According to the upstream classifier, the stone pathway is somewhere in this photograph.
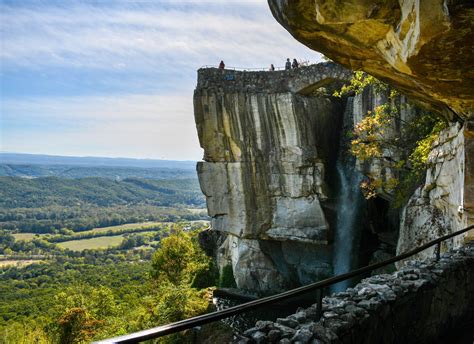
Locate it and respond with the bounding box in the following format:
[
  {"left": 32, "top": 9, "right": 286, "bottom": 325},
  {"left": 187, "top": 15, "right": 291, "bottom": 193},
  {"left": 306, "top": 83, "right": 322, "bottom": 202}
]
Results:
[{"left": 237, "top": 244, "right": 474, "bottom": 344}]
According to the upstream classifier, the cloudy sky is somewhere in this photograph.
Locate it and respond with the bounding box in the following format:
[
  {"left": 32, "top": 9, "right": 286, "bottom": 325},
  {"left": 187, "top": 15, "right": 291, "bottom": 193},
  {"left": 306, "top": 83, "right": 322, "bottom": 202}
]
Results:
[{"left": 1, "top": 0, "right": 322, "bottom": 161}]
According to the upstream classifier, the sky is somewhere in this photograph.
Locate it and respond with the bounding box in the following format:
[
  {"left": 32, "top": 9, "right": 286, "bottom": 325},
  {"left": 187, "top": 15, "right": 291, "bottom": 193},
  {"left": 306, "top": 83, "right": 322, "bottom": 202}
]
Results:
[{"left": 0, "top": 0, "right": 322, "bottom": 161}]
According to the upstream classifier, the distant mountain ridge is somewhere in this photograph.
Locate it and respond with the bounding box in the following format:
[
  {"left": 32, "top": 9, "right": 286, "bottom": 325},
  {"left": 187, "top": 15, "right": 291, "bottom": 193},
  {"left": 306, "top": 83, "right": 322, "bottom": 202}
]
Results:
[
  {"left": 0, "top": 153, "right": 197, "bottom": 169},
  {"left": 0, "top": 153, "right": 198, "bottom": 179}
]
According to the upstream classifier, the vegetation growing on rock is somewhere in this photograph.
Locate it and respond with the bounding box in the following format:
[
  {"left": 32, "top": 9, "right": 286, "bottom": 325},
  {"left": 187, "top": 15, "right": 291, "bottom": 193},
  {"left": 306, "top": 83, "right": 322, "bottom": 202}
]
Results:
[{"left": 335, "top": 71, "right": 447, "bottom": 206}]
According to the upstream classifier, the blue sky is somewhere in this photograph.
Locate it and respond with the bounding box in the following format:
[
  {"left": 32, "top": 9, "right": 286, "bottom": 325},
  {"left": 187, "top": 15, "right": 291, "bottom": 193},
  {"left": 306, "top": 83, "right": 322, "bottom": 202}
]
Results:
[{"left": 0, "top": 0, "right": 322, "bottom": 160}]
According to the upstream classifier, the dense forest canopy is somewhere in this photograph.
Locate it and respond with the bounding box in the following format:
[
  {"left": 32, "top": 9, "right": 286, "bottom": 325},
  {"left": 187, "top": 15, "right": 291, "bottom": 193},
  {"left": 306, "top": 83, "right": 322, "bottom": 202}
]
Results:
[
  {"left": 0, "top": 164, "right": 197, "bottom": 179},
  {"left": 0, "top": 150, "right": 216, "bottom": 343},
  {"left": 0, "top": 176, "right": 206, "bottom": 234},
  {"left": 0, "top": 177, "right": 204, "bottom": 208}
]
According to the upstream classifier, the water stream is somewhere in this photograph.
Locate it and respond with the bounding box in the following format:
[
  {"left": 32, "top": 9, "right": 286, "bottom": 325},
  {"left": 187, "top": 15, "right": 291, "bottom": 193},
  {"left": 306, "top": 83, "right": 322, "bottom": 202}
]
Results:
[{"left": 331, "top": 97, "right": 365, "bottom": 293}]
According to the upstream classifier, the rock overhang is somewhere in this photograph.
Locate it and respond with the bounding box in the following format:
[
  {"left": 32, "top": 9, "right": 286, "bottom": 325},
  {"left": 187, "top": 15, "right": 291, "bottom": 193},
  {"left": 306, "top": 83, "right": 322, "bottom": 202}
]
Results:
[{"left": 267, "top": 0, "right": 474, "bottom": 119}]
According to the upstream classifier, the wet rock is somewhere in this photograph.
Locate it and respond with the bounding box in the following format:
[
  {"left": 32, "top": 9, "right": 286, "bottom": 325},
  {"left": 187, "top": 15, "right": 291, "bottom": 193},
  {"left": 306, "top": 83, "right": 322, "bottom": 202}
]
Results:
[
  {"left": 344, "top": 304, "right": 366, "bottom": 317},
  {"left": 292, "top": 328, "right": 314, "bottom": 343},
  {"left": 358, "top": 298, "right": 381, "bottom": 312},
  {"left": 292, "top": 311, "right": 308, "bottom": 323},
  {"left": 277, "top": 317, "right": 300, "bottom": 329},
  {"left": 255, "top": 320, "right": 274, "bottom": 331},
  {"left": 278, "top": 339, "right": 291, "bottom": 344},
  {"left": 267, "top": 329, "right": 281, "bottom": 342},
  {"left": 322, "top": 311, "right": 339, "bottom": 319},
  {"left": 274, "top": 323, "right": 296, "bottom": 338},
  {"left": 251, "top": 331, "right": 266, "bottom": 344}
]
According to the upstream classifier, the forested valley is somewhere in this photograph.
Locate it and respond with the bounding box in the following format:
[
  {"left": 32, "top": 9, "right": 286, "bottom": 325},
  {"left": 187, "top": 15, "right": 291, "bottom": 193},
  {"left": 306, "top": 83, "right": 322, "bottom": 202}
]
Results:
[{"left": 0, "top": 159, "right": 224, "bottom": 343}]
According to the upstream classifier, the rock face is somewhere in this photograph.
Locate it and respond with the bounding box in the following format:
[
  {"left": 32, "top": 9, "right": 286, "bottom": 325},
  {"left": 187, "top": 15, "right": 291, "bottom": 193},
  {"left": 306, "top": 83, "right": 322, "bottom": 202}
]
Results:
[
  {"left": 239, "top": 244, "right": 474, "bottom": 343},
  {"left": 398, "top": 121, "right": 474, "bottom": 263},
  {"left": 267, "top": 0, "right": 474, "bottom": 276},
  {"left": 195, "top": 64, "right": 350, "bottom": 292},
  {"left": 350, "top": 87, "right": 418, "bottom": 200},
  {"left": 339, "top": 88, "right": 410, "bottom": 272},
  {"left": 268, "top": 0, "right": 474, "bottom": 119},
  {"left": 195, "top": 63, "right": 471, "bottom": 294},
  {"left": 195, "top": 64, "right": 417, "bottom": 293}
]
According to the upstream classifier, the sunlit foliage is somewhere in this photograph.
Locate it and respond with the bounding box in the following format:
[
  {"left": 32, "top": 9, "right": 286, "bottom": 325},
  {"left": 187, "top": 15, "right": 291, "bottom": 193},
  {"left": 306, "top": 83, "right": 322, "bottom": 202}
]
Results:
[{"left": 335, "top": 71, "right": 447, "bottom": 205}]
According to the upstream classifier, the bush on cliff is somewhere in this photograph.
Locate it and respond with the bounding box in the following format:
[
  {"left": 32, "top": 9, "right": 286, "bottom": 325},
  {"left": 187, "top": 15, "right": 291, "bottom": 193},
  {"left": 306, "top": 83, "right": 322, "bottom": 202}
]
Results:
[
  {"left": 219, "top": 264, "right": 237, "bottom": 288},
  {"left": 335, "top": 71, "right": 447, "bottom": 206}
]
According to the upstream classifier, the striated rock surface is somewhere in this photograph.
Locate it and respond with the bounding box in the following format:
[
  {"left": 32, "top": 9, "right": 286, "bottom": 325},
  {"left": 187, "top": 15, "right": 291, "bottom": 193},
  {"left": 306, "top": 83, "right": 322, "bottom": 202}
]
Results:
[
  {"left": 267, "top": 0, "right": 474, "bottom": 273},
  {"left": 195, "top": 64, "right": 350, "bottom": 292},
  {"left": 398, "top": 121, "right": 474, "bottom": 263},
  {"left": 268, "top": 0, "right": 474, "bottom": 119},
  {"left": 194, "top": 64, "right": 419, "bottom": 292}
]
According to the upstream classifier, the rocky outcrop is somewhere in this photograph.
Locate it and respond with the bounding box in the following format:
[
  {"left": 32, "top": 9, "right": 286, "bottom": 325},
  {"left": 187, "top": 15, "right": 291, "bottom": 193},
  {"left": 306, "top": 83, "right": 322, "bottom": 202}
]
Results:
[
  {"left": 195, "top": 64, "right": 421, "bottom": 293},
  {"left": 268, "top": 0, "right": 474, "bottom": 119},
  {"left": 195, "top": 64, "right": 350, "bottom": 293},
  {"left": 398, "top": 121, "right": 474, "bottom": 262},
  {"left": 341, "top": 88, "right": 418, "bottom": 268},
  {"left": 239, "top": 244, "right": 474, "bottom": 343},
  {"left": 267, "top": 0, "right": 474, "bottom": 275}
]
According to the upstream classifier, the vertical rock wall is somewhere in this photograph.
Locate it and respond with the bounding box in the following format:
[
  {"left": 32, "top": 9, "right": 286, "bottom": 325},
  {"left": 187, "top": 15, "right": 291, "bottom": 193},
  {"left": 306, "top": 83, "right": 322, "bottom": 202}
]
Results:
[
  {"left": 398, "top": 122, "right": 474, "bottom": 262},
  {"left": 194, "top": 64, "right": 414, "bottom": 293},
  {"left": 194, "top": 64, "right": 470, "bottom": 294},
  {"left": 195, "top": 91, "right": 332, "bottom": 242},
  {"left": 194, "top": 65, "right": 349, "bottom": 293},
  {"left": 344, "top": 88, "right": 417, "bottom": 269}
]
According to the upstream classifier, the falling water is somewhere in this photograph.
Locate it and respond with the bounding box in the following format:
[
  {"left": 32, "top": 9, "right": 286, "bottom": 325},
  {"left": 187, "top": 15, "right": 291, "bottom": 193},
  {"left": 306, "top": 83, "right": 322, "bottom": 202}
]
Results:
[{"left": 331, "top": 96, "right": 365, "bottom": 293}]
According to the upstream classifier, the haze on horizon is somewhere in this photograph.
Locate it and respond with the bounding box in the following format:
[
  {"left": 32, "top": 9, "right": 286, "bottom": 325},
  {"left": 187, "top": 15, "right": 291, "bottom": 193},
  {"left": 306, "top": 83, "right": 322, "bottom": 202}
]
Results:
[{"left": 0, "top": 0, "right": 322, "bottom": 161}]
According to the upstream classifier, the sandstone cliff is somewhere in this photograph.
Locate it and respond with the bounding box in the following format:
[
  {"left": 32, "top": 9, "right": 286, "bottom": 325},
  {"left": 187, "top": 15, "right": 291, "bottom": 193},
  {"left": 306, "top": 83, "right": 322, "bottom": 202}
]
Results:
[
  {"left": 268, "top": 0, "right": 474, "bottom": 119},
  {"left": 268, "top": 0, "right": 473, "bottom": 269},
  {"left": 195, "top": 64, "right": 350, "bottom": 292},
  {"left": 194, "top": 64, "right": 418, "bottom": 293},
  {"left": 398, "top": 122, "right": 474, "bottom": 262}
]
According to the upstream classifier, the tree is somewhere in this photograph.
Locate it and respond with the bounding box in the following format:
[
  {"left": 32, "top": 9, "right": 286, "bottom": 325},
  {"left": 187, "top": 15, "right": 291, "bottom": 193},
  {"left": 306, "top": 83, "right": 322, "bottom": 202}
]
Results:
[
  {"left": 49, "top": 286, "right": 122, "bottom": 343},
  {"left": 143, "top": 228, "right": 213, "bottom": 342},
  {"left": 150, "top": 229, "right": 210, "bottom": 286},
  {"left": 56, "top": 307, "right": 103, "bottom": 344},
  {"left": 335, "top": 71, "right": 447, "bottom": 204}
]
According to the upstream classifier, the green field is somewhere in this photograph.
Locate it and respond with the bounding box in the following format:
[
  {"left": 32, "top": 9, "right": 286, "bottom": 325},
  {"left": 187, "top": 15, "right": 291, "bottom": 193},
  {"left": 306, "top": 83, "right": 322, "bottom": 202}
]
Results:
[
  {"left": 57, "top": 235, "right": 125, "bottom": 251},
  {"left": 0, "top": 259, "right": 45, "bottom": 268},
  {"left": 186, "top": 208, "right": 207, "bottom": 214},
  {"left": 79, "top": 221, "right": 165, "bottom": 235},
  {"left": 12, "top": 233, "right": 43, "bottom": 241},
  {"left": 12, "top": 221, "right": 164, "bottom": 244}
]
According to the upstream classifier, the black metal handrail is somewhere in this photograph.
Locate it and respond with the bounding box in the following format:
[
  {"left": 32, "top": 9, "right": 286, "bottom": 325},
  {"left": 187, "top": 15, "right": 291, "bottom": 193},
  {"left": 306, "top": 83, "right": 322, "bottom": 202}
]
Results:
[{"left": 96, "top": 224, "right": 474, "bottom": 344}]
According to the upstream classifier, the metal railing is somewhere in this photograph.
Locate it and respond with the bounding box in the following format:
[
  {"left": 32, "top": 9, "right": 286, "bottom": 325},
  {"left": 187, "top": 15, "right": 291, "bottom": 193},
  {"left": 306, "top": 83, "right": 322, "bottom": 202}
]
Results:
[
  {"left": 200, "top": 65, "right": 303, "bottom": 72},
  {"left": 96, "top": 224, "right": 474, "bottom": 344}
]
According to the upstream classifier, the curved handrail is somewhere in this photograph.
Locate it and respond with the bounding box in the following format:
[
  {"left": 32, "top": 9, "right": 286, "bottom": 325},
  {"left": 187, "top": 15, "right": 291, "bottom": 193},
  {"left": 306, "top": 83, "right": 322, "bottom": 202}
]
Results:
[
  {"left": 95, "top": 224, "right": 474, "bottom": 344},
  {"left": 200, "top": 65, "right": 299, "bottom": 71}
]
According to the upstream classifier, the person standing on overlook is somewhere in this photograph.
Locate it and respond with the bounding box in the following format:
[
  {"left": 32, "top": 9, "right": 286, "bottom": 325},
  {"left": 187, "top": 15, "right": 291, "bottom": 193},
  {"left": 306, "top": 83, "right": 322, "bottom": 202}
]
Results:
[
  {"left": 292, "top": 58, "right": 299, "bottom": 68},
  {"left": 285, "top": 58, "right": 291, "bottom": 70},
  {"left": 270, "top": 64, "right": 275, "bottom": 71},
  {"left": 219, "top": 60, "right": 225, "bottom": 69}
]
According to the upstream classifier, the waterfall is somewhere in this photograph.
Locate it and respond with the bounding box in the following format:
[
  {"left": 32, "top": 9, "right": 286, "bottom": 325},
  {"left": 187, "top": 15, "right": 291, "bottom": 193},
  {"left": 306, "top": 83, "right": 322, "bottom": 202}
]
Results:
[{"left": 331, "top": 97, "right": 364, "bottom": 293}]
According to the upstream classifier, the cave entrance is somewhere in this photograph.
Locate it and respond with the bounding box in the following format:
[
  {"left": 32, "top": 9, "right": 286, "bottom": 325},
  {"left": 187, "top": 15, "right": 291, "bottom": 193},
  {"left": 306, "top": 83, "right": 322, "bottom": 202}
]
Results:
[{"left": 360, "top": 196, "right": 400, "bottom": 272}]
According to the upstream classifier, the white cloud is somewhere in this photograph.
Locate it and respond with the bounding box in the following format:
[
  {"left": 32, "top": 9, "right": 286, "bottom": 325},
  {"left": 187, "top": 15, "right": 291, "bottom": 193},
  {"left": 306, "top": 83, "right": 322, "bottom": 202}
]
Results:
[
  {"left": 1, "top": 1, "right": 321, "bottom": 72},
  {"left": 0, "top": 1, "right": 323, "bottom": 160},
  {"left": 1, "top": 93, "right": 202, "bottom": 160},
  {"left": 2, "top": 94, "right": 191, "bottom": 122}
]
